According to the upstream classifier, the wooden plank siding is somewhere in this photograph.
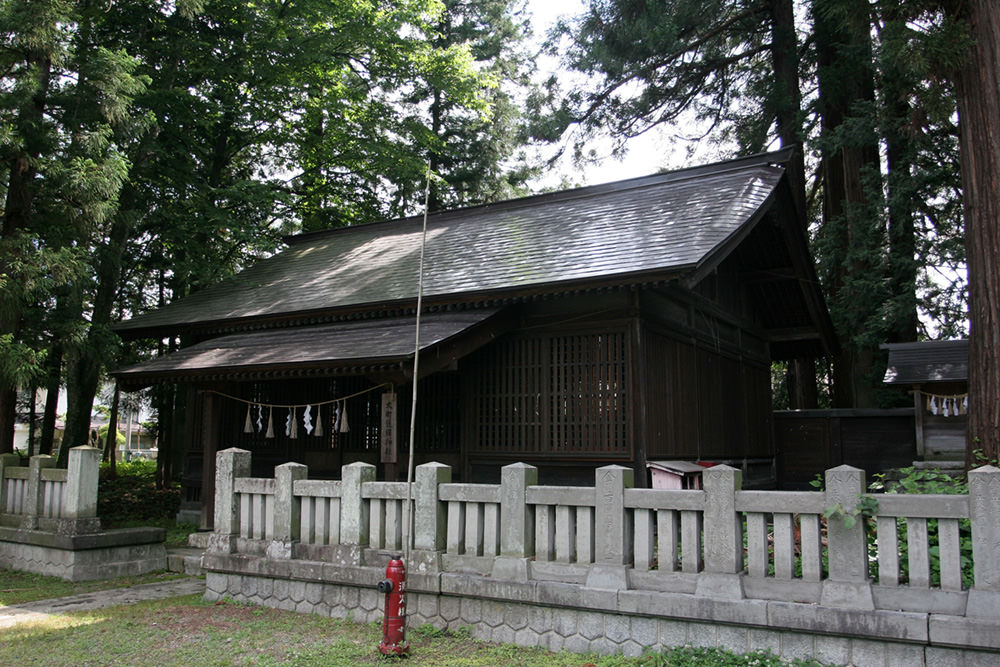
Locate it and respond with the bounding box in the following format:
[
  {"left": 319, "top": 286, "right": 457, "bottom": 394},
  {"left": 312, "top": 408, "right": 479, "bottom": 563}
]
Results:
[
  {"left": 775, "top": 409, "right": 916, "bottom": 488},
  {"left": 641, "top": 327, "right": 772, "bottom": 467}
]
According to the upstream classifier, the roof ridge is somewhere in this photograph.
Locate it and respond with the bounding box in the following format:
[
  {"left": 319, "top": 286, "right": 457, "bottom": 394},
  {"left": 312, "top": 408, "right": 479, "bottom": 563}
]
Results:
[{"left": 287, "top": 148, "right": 794, "bottom": 245}]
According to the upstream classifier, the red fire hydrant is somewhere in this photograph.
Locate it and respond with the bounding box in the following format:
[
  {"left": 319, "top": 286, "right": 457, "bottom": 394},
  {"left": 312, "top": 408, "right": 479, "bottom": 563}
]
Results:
[{"left": 377, "top": 554, "right": 409, "bottom": 656}]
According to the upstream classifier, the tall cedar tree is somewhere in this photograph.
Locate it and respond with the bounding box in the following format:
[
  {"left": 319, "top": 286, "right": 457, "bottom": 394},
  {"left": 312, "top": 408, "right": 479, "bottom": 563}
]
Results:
[
  {"left": 554, "top": 0, "right": 966, "bottom": 409},
  {"left": 415, "top": 0, "right": 540, "bottom": 213},
  {"left": 951, "top": 0, "right": 1000, "bottom": 463},
  {"left": 1, "top": 1, "right": 144, "bottom": 454},
  {"left": 812, "top": 0, "right": 885, "bottom": 408}
]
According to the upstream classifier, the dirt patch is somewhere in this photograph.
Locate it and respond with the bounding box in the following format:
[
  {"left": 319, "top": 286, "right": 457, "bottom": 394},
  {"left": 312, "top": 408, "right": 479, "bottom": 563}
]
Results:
[{"left": 154, "top": 600, "right": 270, "bottom": 635}]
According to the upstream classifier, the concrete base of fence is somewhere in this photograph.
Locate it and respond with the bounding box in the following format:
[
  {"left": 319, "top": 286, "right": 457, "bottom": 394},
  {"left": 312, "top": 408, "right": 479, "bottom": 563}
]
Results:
[
  {"left": 0, "top": 526, "right": 167, "bottom": 581},
  {"left": 201, "top": 552, "right": 1000, "bottom": 667}
]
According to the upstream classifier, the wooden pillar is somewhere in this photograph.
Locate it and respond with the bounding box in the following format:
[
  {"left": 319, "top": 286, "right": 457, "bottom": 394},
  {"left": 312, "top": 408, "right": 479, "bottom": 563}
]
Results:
[
  {"left": 200, "top": 392, "right": 221, "bottom": 530},
  {"left": 631, "top": 301, "right": 649, "bottom": 488},
  {"left": 913, "top": 386, "right": 926, "bottom": 459}
]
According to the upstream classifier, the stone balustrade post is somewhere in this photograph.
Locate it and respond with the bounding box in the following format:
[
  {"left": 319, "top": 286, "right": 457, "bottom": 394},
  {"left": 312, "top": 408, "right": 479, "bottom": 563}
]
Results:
[
  {"left": 22, "top": 455, "right": 56, "bottom": 529},
  {"left": 702, "top": 464, "right": 742, "bottom": 572},
  {"left": 208, "top": 448, "right": 251, "bottom": 553},
  {"left": 492, "top": 462, "right": 536, "bottom": 581},
  {"left": 586, "top": 464, "right": 634, "bottom": 589},
  {"left": 410, "top": 462, "right": 451, "bottom": 573},
  {"left": 267, "top": 462, "right": 308, "bottom": 559},
  {"left": 340, "top": 461, "right": 375, "bottom": 548},
  {"left": 695, "top": 464, "right": 745, "bottom": 599},
  {"left": 61, "top": 446, "right": 101, "bottom": 534},
  {"left": 820, "top": 465, "right": 874, "bottom": 609},
  {"left": 967, "top": 464, "right": 1000, "bottom": 618},
  {"left": 0, "top": 452, "right": 20, "bottom": 513}
]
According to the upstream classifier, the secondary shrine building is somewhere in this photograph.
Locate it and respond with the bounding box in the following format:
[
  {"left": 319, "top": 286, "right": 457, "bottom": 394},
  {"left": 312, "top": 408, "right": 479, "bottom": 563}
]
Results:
[{"left": 113, "top": 149, "right": 836, "bottom": 528}]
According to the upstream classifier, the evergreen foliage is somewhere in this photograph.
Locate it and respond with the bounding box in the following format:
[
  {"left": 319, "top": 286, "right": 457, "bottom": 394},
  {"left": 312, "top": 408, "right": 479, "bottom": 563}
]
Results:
[
  {"left": 550, "top": 0, "right": 972, "bottom": 409},
  {"left": 0, "top": 0, "right": 538, "bottom": 462}
]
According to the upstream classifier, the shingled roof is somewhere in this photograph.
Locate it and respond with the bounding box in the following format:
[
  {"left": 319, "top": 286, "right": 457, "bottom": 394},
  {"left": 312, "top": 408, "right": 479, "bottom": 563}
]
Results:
[
  {"left": 115, "top": 150, "right": 809, "bottom": 339},
  {"left": 882, "top": 339, "right": 969, "bottom": 385},
  {"left": 114, "top": 310, "right": 506, "bottom": 388}
]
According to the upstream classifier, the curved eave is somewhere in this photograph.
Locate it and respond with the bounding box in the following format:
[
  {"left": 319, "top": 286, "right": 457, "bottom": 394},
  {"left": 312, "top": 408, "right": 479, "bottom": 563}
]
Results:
[
  {"left": 113, "top": 268, "right": 691, "bottom": 342},
  {"left": 114, "top": 358, "right": 409, "bottom": 391},
  {"left": 112, "top": 308, "right": 518, "bottom": 391}
]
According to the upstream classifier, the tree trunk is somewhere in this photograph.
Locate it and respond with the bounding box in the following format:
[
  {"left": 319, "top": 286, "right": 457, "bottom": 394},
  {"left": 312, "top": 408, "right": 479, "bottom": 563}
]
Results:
[
  {"left": 105, "top": 384, "right": 120, "bottom": 477},
  {"left": 813, "top": 0, "right": 883, "bottom": 408},
  {"left": 772, "top": 0, "right": 819, "bottom": 408},
  {"left": 59, "top": 282, "right": 90, "bottom": 462},
  {"left": 0, "top": 393, "right": 15, "bottom": 454},
  {"left": 156, "top": 383, "right": 175, "bottom": 488},
  {"left": 38, "top": 343, "right": 63, "bottom": 456},
  {"left": 954, "top": 0, "right": 1000, "bottom": 464},
  {"left": 771, "top": 0, "right": 801, "bottom": 150},
  {"left": 60, "top": 212, "right": 132, "bottom": 464},
  {"left": 26, "top": 385, "right": 37, "bottom": 456},
  {"left": 785, "top": 358, "right": 819, "bottom": 409},
  {"left": 881, "top": 0, "right": 919, "bottom": 345}
]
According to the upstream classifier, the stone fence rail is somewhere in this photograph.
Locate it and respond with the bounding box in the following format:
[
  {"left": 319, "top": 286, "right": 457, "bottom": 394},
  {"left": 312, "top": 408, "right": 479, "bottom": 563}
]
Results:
[
  {"left": 0, "top": 447, "right": 100, "bottom": 534},
  {"left": 0, "top": 446, "right": 166, "bottom": 581},
  {"left": 203, "top": 448, "right": 1000, "bottom": 666}
]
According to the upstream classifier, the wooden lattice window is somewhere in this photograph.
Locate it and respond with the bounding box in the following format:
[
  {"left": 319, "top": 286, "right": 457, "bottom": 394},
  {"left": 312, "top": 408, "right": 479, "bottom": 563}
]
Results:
[
  {"left": 409, "top": 373, "right": 462, "bottom": 452},
  {"left": 469, "top": 330, "right": 630, "bottom": 457}
]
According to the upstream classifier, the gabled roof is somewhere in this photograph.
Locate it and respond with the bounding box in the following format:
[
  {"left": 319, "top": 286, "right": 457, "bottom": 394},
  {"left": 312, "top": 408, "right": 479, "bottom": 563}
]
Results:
[
  {"left": 882, "top": 339, "right": 968, "bottom": 385},
  {"left": 115, "top": 150, "right": 815, "bottom": 341}
]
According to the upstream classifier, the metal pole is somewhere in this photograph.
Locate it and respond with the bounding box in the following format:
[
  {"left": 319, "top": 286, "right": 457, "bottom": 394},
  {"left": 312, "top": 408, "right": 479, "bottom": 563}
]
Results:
[{"left": 403, "top": 165, "right": 431, "bottom": 562}]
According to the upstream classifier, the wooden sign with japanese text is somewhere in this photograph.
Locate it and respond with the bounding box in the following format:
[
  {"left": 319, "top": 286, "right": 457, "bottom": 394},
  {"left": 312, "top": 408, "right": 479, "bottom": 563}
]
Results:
[{"left": 381, "top": 392, "right": 397, "bottom": 463}]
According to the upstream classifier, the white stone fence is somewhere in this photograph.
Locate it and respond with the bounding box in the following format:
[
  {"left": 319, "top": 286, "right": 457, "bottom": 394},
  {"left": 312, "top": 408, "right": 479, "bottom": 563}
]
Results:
[
  {"left": 0, "top": 447, "right": 101, "bottom": 534},
  {"left": 0, "top": 446, "right": 167, "bottom": 580},
  {"left": 209, "top": 448, "right": 1000, "bottom": 619},
  {"left": 205, "top": 449, "right": 1000, "bottom": 663}
]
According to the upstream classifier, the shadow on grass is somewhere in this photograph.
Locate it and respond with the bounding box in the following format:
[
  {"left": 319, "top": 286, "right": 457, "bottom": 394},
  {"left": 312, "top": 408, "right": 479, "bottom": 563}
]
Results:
[{"left": 0, "top": 593, "right": 837, "bottom": 667}]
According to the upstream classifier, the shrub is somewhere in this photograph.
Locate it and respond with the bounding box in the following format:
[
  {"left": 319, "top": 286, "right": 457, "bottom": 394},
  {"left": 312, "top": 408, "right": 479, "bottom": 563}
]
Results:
[
  {"left": 98, "top": 459, "right": 180, "bottom": 523},
  {"left": 97, "top": 425, "right": 126, "bottom": 446},
  {"left": 869, "top": 464, "right": 974, "bottom": 588}
]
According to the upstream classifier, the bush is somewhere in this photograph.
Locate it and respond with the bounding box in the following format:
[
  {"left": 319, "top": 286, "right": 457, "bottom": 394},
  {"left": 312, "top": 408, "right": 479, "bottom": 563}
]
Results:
[
  {"left": 869, "top": 464, "right": 975, "bottom": 588},
  {"left": 97, "top": 424, "right": 126, "bottom": 446},
  {"left": 98, "top": 459, "right": 180, "bottom": 523}
]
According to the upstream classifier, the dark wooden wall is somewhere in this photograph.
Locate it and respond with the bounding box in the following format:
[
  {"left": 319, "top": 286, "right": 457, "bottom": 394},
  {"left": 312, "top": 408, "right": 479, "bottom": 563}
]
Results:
[
  {"left": 637, "top": 269, "right": 776, "bottom": 488},
  {"left": 775, "top": 408, "right": 916, "bottom": 489},
  {"left": 641, "top": 328, "right": 772, "bottom": 464}
]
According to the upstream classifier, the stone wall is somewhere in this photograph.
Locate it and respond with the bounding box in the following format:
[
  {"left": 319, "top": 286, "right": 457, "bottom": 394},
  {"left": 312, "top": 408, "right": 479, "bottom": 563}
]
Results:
[
  {"left": 0, "top": 527, "right": 166, "bottom": 580},
  {"left": 202, "top": 558, "right": 1000, "bottom": 667}
]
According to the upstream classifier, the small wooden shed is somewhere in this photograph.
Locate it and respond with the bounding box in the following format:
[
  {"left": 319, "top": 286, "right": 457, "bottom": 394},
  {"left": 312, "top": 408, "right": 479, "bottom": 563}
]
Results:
[
  {"left": 112, "top": 149, "right": 836, "bottom": 526},
  {"left": 882, "top": 339, "right": 969, "bottom": 462}
]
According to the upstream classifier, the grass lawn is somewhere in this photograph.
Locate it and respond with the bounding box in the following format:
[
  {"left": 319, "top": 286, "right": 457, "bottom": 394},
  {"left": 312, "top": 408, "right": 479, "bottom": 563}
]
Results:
[{"left": 0, "top": 569, "right": 833, "bottom": 666}]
